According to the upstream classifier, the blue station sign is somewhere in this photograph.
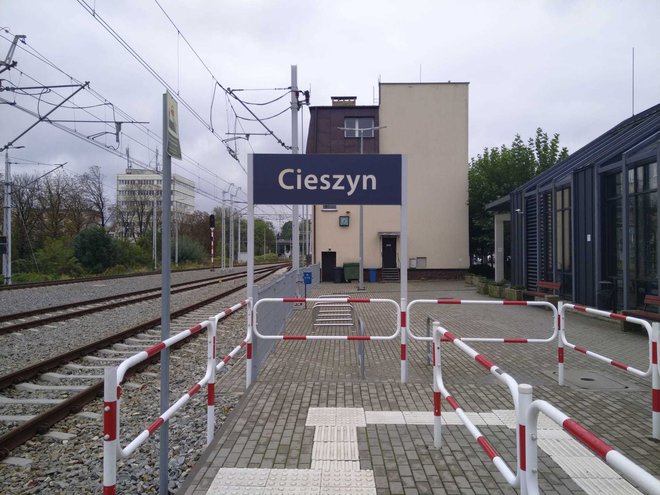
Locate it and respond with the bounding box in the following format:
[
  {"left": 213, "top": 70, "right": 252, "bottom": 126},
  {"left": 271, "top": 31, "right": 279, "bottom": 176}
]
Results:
[{"left": 252, "top": 154, "right": 402, "bottom": 205}]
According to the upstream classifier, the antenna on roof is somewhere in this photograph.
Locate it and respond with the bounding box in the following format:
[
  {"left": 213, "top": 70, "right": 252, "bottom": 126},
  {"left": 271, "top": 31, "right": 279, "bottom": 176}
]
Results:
[{"left": 631, "top": 47, "right": 635, "bottom": 116}]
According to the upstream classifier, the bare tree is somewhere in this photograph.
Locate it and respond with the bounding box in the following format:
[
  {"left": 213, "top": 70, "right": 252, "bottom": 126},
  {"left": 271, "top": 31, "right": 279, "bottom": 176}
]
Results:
[
  {"left": 64, "top": 176, "right": 91, "bottom": 236},
  {"left": 11, "top": 173, "right": 44, "bottom": 262},
  {"left": 38, "top": 172, "right": 68, "bottom": 240},
  {"left": 80, "top": 165, "right": 109, "bottom": 227}
]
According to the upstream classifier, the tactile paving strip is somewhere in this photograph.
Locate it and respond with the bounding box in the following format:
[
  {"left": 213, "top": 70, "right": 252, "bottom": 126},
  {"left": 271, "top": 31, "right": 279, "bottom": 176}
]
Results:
[
  {"left": 402, "top": 411, "right": 434, "bottom": 424},
  {"left": 306, "top": 407, "right": 366, "bottom": 427},
  {"left": 312, "top": 442, "right": 360, "bottom": 461},
  {"left": 364, "top": 411, "right": 405, "bottom": 424},
  {"left": 310, "top": 460, "right": 361, "bottom": 471},
  {"left": 267, "top": 469, "right": 322, "bottom": 486},
  {"left": 553, "top": 456, "right": 624, "bottom": 480},
  {"left": 319, "top": 489, "right": 377, "bottom": 495},
  {"left": 538, "top": 438, "right": 593, "bottom": 458},
  {"left": 208, "top": 468, "right": 270, "bottom": 487},
  {"left": 321, "top": 470, "right": 376, "bottom": 487},
  {"left": 314, "top": 426, "right": 357, "bottom": 443},
  {"left": 573, "top": 477, "right": 641, "bottom": 494}
]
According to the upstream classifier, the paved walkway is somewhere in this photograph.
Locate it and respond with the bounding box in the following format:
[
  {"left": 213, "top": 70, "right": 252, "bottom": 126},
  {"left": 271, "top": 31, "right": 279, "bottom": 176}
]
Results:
[{"left": 179, "top": 280, "right": 660, "bottom": 494}]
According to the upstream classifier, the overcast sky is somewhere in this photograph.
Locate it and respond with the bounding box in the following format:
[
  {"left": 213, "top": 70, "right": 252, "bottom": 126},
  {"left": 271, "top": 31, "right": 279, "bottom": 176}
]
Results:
[{"left": 2, "top": 0, "right": 659, "bottom": 219}]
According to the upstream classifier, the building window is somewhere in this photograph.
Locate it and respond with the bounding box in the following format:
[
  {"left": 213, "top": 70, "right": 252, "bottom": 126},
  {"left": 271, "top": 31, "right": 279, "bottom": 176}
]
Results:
[
  {"left": 322, "top": 205, "right": 337, "bottom": 211},
  {"left": 627, "top": 161, "right": 657, "bottom": 307},
  {"left": 343, "top": 118, "right": 374, "bottom": 138},
  {"left": 555, "top": 187, "right": 571, "bottom": 272}
]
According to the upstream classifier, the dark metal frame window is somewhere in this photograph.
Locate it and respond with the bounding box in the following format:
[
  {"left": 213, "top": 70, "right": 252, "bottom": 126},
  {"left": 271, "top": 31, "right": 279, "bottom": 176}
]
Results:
[
  {"left": 343, "top": 118, "right": 374, "bottom": 138},
  {"left": 555, "top": 188, "right": 571, "bottom": 272},
  {"left": 322, "top": 205, "right": 337, "bottom": 211},
  {"left": 603, "top": 171, "right": 623, "bottom": 308},
  {"left": 627, "top": 161, "right": 658, "bottom": 307},
  {"left": 555, "top": 187, "right": 572, "bottom": 297}
]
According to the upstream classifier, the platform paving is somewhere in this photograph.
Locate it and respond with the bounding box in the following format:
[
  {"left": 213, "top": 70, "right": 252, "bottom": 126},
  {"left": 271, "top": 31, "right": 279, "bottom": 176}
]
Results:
[{"left": 179, "top": 280, "right": 660, "bottom": 494}]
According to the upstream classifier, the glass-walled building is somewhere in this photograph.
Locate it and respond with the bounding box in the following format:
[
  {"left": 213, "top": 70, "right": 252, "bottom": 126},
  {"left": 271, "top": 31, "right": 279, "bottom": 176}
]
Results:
[{"left": 492, "top": 103, "right": 660, "bottom": 310}]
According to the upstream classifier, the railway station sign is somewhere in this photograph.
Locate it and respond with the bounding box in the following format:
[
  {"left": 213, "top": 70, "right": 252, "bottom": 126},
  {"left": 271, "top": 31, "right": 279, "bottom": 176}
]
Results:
[{"left": 252, "top": 154, "right": 402, "bottom": 205}]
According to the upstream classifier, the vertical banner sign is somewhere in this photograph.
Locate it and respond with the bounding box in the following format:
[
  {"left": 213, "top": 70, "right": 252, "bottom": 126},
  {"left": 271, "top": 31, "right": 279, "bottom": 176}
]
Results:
[{"left": 166, "top": 92, "right": 182, "bottom": 159}]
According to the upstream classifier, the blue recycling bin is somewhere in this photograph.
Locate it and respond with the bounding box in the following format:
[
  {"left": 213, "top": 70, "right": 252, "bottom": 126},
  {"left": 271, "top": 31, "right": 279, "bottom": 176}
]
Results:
[{"left": 368, "top": 268, "right": 377, "bottom": 283}]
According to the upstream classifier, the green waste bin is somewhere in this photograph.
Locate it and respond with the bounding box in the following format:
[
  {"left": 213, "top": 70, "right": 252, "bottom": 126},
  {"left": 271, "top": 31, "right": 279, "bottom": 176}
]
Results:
[
  {"left": 368, "top": 268, "right": 377, "bottom": 283},
  {"left": 343, "top": 262, "right": 360, "bottom": 282}
]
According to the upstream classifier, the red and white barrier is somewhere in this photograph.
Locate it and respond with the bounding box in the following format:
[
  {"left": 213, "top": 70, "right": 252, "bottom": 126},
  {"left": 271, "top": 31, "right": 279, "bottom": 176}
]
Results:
[
  {"left": 250, "top": 297, "right": 401, "bottom": 382},
  {"left": 431, "top": 322, "right": 525, "bottom": 491},
  {"left": 559, "top": 302, "right": 660, "bottom": 439},
  {"left": 407, "top": 299, "right": 558, "bottom": 343},
  {"left": 524, "top": 392, "right": 660, "bottom": 495},
  {"left": 103, "top": 299, "right": 250, "bottom": 495}
]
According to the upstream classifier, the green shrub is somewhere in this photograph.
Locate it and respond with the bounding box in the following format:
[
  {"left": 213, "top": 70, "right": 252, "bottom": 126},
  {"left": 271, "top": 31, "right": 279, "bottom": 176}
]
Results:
[
  {"left": 176, "top": 235, "right": 206, "bottom": 263},
  {"left": 255, "top": 253, "right": 279, "bottom": 263},
  {"left": 73, "top": 227, "right": 118, "bottom": 274},
  {"left": 35, "top": 238, "right": 83, "bottom": 277},
  {"left": 11, "top": 272, "right": 50, "bottom": 283},
  {"left": 113, "top": 238, "right": 151, "bottom": 268}
]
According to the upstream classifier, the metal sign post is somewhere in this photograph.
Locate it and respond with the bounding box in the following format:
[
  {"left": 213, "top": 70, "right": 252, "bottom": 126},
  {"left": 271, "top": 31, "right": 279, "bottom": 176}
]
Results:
[
  {"left": 159, "top": 91, "right": 180, "bottom": 495},
  {"left": 248, "top": 153, "right": 407, "bottom": 380}
]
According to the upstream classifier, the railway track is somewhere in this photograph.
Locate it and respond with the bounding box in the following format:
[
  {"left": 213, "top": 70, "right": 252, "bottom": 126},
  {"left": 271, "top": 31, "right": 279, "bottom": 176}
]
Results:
[
  {"left": 0, "top": 265, "right": 282, "bottom": 335},
  {"left": 0, "top": 265, "right": 281, "bottom": 460},
  {"left": 0, "top": 265, "right": 216, "bottom": 291}
]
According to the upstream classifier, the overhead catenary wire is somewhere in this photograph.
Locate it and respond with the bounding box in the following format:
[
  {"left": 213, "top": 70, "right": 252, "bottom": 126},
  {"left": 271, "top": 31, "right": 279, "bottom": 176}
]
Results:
[
  {"left": 0, "top": 57, "right": 242, "bottom": 206},
  {"left": 1, "top": 22, "right": 291, "bottom": 222},
  {"left": 74, "top": 1, "right": 250, "bottom": 173}
]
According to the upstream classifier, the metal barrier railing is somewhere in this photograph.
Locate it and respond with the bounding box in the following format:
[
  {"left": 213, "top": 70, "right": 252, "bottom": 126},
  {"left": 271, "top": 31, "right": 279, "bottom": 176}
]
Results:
[
  {"left": 431, "top": 322, "right": 524, "bottom": 491},
  {"left": 431, "top": 321, "right": 660, "bottom": 495},
  {"left": 247, "top": 297, "right": 400, "bottom": 385},
  {"left": 312, "top": 295, "right": 355, "bottom": 327},
  {"left": 559, "top": 302, "right": 660, "bottom": 439},
  {"left": 103, "top": 300, "right": 250, "bottom": 495},
  {"left": 523, "top": 388, "right": 660, "bottom": 495},
  {"left": 407, "top": 299, "right": 558, "bottom": 343},
  {"left": 357, "top": 318, "right": 366, "bottom": 379}
]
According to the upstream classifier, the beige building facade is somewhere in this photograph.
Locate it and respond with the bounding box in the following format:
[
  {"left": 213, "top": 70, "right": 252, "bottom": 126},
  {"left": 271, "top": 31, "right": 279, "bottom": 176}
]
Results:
[{"left": 308, "top": 83, "right": 469, "bottom": 280}]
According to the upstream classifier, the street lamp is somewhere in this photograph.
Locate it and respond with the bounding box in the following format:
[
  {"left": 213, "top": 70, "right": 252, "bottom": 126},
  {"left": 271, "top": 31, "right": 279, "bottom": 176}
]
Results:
[
  {"left": 3, "top": 145, "right": 25, "bottom": 285},
  {"left": 337, "top": 124, "right": 386, "bottom": 290},
  {"left": 229, "top": 186, "right": 237, "bottom": 269},
  {"left": 235, "top": 186, "right": 242, "bottom": 265}
]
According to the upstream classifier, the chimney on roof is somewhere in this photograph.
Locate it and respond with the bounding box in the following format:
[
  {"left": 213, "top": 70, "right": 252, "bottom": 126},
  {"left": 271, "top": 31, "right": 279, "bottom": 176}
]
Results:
[{"left": 331, "top": 96, "right": 357, "bottom": 107}]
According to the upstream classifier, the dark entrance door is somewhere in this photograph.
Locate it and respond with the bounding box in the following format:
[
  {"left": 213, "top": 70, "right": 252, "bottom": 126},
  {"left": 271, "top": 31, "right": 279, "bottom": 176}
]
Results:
[
  {"left": 321, "top": 251, "right": 336, "bottom": 282},
  {"left": 381, "top": 237, "right": 397, "bottom": 268}
]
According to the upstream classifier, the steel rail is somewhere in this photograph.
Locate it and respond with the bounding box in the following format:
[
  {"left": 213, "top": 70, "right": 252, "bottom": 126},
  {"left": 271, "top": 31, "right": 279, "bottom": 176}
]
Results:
[
  {"left": 0, "top": 266, "right": 278, "bottom": 459},
  {"left": 0, "top": 265, "right": 282, "bottom": 334}
]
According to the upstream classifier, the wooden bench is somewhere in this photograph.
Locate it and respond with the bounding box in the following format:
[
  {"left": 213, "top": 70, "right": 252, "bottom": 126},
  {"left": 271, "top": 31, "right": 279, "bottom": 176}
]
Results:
[
  {"left": 523, "top": 281, "right": 560, "bottom": 306},
  {"left": 621, "top": 294, "right": 660, "bottom": 332}
]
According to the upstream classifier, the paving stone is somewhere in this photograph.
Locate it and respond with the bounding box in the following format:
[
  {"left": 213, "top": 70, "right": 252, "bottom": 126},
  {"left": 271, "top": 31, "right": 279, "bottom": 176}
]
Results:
[{"left": 178, "top": 281, "right": 660, "bottom": 495}]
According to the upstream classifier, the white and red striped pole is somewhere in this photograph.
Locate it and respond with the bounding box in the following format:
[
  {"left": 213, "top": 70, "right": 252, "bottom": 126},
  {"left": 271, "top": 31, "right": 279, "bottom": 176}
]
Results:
[
  {"left": 525, "top": 399, "right": 660, "bottom": 494},
  {"left": 432, "top": 323, "right": 442, "bottom": 448},
  {"left": 206, "top": 316, "right": 217, "bottom": 445},
  {"left": 103, "top": 367, "right": 118, "bottom": 495},
  {"left": 557, "top": 301, "right": 565, "bottom": 386},
  {"left": 401, "top": 304, "right": 408, "bottom": 383},
  {"left": 518, "top": 384, "right": 533, "bottom": 495},
  {"left": 653, "top": 322, "right": 660, "bottom": 438},
  {"left": 246, "top": 298, "right": 253, "bottom": 387}
]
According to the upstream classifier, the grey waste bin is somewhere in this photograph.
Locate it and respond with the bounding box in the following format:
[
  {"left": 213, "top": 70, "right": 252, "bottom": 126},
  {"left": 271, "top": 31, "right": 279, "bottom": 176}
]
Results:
[{"left": 333, "top": 267, "right": 344, "bottom": 283}]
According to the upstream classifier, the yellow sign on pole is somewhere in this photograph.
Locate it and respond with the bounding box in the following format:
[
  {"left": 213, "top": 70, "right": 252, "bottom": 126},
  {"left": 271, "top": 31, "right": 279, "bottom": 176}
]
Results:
[{"left": 166, "top": 92, "right": 182, "bottom": 159}]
